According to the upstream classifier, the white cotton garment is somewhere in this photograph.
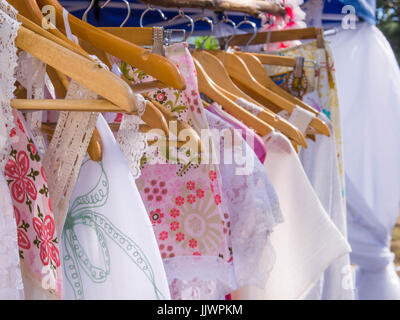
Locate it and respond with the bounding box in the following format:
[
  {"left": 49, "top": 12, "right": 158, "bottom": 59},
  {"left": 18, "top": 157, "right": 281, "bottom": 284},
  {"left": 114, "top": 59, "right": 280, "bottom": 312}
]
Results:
[
  {"left": 299, "top": 114, "right": 354, "bottom": 300},
  {"left": 233, "top": 131, "right": 350, "bottom": 300},
  {"left": 61, "top": 115, "right": 171, "bottom": 300},
  {"left": 330, "top": 23, "right": 400, "bottom": 300}
]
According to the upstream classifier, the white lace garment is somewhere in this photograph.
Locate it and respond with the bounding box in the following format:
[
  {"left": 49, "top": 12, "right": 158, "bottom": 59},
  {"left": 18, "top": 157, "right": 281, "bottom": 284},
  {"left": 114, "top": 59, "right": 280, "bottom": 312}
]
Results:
[
  {"left": 0, "top": 0, "right": 24, "bottom": 299},
  {"left": 205, "top": 109, "right": 283, "bottom": 289}
]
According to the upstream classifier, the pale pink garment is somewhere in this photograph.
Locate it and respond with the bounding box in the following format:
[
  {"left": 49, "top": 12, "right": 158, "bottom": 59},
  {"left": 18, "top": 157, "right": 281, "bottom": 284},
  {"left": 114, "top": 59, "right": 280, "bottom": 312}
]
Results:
[
  {"left": 207, "top": 103, "right": 267, "bottom": 163},
  {"left": 117, "top": 43, "right": 235, "bottom": 299},
  {"left": 4, "top": 110, "right": 62, "bottom": 299}
]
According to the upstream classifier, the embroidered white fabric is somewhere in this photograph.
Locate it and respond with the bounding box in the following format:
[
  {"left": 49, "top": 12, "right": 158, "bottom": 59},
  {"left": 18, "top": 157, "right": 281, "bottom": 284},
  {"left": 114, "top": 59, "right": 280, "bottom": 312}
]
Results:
[
  {"left": 0, "top": 1, "right": 24, "bottom": 299},
  {"left": 116, "top": 94, "right": 148, "bottom": 180},
  {"left": 14, "top": 51, "right": 48, "bottom": 155},
  {"left": 205, "top": 109, "right": 283, "bottom": 289},
  {"left": 42, "top": 80, "right": 99, "bottom": 233},
  {"left": 0, "top": 2, "right": 19, "bottom": 171},
  {"left": 164, "top": 256, "right": 236, "bottom": 300}
]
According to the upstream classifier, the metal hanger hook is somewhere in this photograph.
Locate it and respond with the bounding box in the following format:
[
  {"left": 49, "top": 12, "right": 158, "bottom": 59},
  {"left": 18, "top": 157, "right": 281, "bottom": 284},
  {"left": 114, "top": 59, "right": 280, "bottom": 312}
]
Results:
[
  {"left": 101, "top": 0, "right": 131, "bottom": 27},
  {"left": 235, "top": 16, "right": 257, "bottom": 51},
  {"left": 193, "top": 13, "right": 214, "bottom": 50},
  {"left": 167, "top": 9, "right": 194, "bottom": 40},
  {"left": 222, "top": 14, "right": 237, "bottom": 50},
  {"left": 139, "top": 4, "right": 167, "bottom": 28},
  {"left": 82, "top": 0, "right": 95, "bottom": 22}
]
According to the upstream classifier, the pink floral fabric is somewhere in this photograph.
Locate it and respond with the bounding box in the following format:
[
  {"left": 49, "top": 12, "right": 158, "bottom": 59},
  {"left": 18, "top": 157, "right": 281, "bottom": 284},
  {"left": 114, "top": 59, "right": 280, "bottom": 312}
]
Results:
[
  {"left": 4, "top": 109, "right": 62, "bottom": 299},
  {"left": 118, "top": 43, "right": 234, "bottom": 298}
]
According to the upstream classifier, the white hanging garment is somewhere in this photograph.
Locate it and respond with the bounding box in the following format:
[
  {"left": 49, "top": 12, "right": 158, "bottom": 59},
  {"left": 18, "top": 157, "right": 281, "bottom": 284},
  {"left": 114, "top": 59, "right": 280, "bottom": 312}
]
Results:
[
  {"left": 61, "top": 115, "right": 171, "bottom": 300},
  {"left": 204, "top": 108, "right": 283, "bottom": 290},
  {"left": 300, "top": 114, "right": 354, "bottom": 300},
  {"left": 233, "top": 131, "right": 350, "bottom": 299},
  {"left": 330, "top": 23, "right": 400, "bottom": 300}
]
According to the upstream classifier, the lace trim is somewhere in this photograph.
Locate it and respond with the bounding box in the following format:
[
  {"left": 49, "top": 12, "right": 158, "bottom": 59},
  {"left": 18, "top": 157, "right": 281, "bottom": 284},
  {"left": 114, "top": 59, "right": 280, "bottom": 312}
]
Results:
[
  {"left": 42, "top": 80, "right": 99, "bottom": 233},
  {"left": 205, "top": 111, "right": 283, "bottom": 289},
  {"left": 163, "top": 256, "right": 236, "bottom": 300},
  {"left": 116, "top": 94, "right": 148, "bottom": 180},
  {"left": 0, "top": 4, "right": 20, "bottom": 172},
  {"left": 15, "top": 51, "right": 48, "bottom": 155},
  {"left": 0, "top": 0, "right": 17, "bottom": 19}
]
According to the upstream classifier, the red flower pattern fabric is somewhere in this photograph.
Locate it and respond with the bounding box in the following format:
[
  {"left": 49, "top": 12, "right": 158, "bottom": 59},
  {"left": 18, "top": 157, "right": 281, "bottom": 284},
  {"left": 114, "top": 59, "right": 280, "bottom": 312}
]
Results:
[
  {"left": 4, "top": 110, "right": 62, "bottom": 299},
  {"left": 6, "top": 150, "right": 37, "bottom": 203}
]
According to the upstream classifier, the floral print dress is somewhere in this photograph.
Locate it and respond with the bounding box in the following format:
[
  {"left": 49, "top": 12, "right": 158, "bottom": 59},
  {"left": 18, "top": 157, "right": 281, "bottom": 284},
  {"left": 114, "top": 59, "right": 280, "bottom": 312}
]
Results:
[
  {"left": 117, "top": 43, "right": 236, "bottom": 299},
  {"left": 266, "top": 40, "right": 346, "bottom": 204},
  {"left": 4, "top": 109, "right": 62, "bottom": 299}
]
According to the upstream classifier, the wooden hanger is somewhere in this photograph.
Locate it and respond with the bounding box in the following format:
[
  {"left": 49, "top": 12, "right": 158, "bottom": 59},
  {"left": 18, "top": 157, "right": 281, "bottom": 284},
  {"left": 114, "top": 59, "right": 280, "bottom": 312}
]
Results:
[
  {"left": 192, "top": 50, "right": 307, "bottom": 147},
  {"left": 212, "top": 51, "right": 292, "bottom": 113},
  {"left": 212, "top": 50, "right": 322, "bottom": 138},
  {"left": 33, "top": 0, "right": 186, "bottom": 90},
  {"left": 193, "top": 57, "right": 274, "bottom": 138},
  {"left": 137, "top": 0, "right": 286, "bottom": 17},
  {"left": 235, "top": 51, "right": 330, "bottom": 136},
  {"left": 227, "top": 27, "right": 325, "bottom": 48},
  {"left": 11, "top": 26, "right": 137, "bottom": 113},
  {"left": 249, "top": 53, "right": 297, "bottom": 67},
  {"left": 11, "top": 1, "right": 172, "bottom": 161},
  {"left": 11, "top": 26, "right": 138, "bottom": 162},
  {"left": 144, "top": 98, "right": 203, "bottom": 156}
]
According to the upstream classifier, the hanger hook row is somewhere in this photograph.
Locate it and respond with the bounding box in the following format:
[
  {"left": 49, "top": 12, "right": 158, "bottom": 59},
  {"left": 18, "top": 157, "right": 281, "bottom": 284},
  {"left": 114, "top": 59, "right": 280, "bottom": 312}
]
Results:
[{"left": 140, "top": 4, "right": 167, "bottom": 28}]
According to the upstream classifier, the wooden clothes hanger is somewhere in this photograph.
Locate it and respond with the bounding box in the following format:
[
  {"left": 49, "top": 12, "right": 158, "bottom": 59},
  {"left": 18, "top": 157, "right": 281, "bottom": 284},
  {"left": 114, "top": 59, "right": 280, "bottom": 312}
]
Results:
[
  {"left": 212, "top": 20, "right": 297, "bottom": 111},
  {"left": 34, "top": 0, "right": 186, "bottom": 90},
  {"left": 192, "top": 50, "right": 306, "bottom": 147},
  {"left": 193, "top": 57, "right": 274, "bottom": 138},
  {"left": 11, "top": 0, "right": 172, "bottom": 161},
  {"left": 212, "top": 49, "right": 309, "bottom": 125},
  {"left": 77, "top": 2, "right": 203, "bottom": 157},
  {"left": 11, "top": 26, "right": 137, "bottom": 113},
  {"left": 212, "top": 31, "right": 324, "bottom": 139},
  {"left": 234, "top": 51, "right": 330, "bottom": 137},
  {"left": 189, "top": 15, "right": 306, "bottom": 146},
  {"left": 227, "top": 27, "right": 325, "bottom": 48},
  {"left": 249, "top": 53, "right": 297, "bottom": 67}
]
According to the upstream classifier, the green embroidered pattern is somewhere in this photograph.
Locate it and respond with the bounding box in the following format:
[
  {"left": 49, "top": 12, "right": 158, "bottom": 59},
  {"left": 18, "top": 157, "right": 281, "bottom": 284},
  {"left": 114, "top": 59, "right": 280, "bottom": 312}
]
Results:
[{"left": 62, "top": 160, "right": 166, "bottom": 300}]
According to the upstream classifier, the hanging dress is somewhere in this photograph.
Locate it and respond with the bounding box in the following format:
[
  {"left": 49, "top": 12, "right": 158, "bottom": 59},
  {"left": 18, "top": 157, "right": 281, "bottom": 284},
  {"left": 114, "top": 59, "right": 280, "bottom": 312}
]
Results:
[
  {"left": 61, "top": 110, "right": 171, "bottom": 299},
  {"left": 204, "top": 108, "right": 283, "bottom": 290},
  {"left": 0, "top": 1, "right": 24, "bottom": 299},
  {"left": 116, "top": 42, "right": 236, "bottom": 299}
]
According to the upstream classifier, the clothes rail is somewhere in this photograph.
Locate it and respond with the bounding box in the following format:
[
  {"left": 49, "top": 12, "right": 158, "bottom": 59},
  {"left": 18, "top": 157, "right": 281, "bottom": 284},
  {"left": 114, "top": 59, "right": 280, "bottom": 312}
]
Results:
[{"left": 137, "top": 0, "right": 286, "bottom": 17}]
